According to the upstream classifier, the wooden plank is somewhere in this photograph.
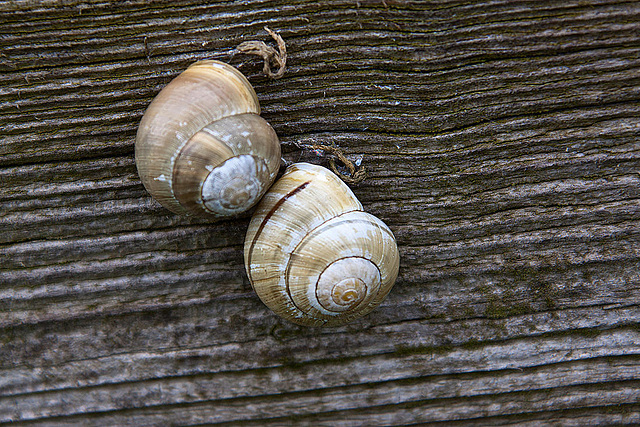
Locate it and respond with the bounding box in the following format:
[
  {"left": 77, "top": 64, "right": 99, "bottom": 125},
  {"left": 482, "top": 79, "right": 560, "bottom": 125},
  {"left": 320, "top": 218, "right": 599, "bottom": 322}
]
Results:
[{"left": 1, "top": 0, "right": 639, "bottom": 424}]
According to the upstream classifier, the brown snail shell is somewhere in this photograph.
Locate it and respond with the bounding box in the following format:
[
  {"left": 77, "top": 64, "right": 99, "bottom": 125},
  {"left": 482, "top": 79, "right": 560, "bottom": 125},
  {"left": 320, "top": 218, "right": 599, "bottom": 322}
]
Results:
[
  {"left": 135, "top": 60, "right": 281, "bottom": 218},
  {"left": 244, "top": 163, "right": 400, "bottom": 327}
]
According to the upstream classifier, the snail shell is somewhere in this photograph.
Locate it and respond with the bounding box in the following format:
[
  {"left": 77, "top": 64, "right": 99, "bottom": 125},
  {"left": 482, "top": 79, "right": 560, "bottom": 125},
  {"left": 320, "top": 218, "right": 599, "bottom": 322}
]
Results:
[
  {"left": 135, "top": 60, "right": 281, "bottom": 218},
  {"left": 244, "top": 163, "right": 400, "bottom": 327}
]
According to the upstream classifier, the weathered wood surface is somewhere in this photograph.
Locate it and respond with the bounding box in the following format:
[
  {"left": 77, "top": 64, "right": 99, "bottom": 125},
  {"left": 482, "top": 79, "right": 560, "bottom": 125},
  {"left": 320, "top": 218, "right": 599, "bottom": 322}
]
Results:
[{"left": 1, "top": 0, "right": 639, "bottom": 424}]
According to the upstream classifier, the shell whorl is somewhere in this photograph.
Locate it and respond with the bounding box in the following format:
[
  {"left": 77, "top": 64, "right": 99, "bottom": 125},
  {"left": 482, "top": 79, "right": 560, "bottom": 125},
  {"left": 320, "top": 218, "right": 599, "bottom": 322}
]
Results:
[
  {"left": 244, "top": 163, "right": 400, "bottom": 327},
  {"left": 135, "top": 60, "right": 281, "bottom": 217}
]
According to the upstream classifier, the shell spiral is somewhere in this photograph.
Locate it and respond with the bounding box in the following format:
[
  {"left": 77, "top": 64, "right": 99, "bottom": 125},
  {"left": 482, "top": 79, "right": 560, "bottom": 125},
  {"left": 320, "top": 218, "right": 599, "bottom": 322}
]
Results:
[
  {"left": 244, "top": 163, "right": 400, "bottom": 327},
  {"left": 135, "top": 60, "right": 281, "bottom": 218}
]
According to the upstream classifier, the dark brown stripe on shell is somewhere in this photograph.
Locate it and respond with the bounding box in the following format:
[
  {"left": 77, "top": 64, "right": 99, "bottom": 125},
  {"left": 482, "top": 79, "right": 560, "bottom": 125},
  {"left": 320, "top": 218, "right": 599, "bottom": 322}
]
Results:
[{"left": 246, "top": 180, "right": 311, "bottom": 284}]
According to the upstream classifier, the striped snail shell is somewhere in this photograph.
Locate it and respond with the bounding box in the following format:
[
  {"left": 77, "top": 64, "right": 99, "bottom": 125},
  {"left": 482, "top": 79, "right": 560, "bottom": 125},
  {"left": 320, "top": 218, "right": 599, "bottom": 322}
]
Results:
[
  {"left": 135, "top": 60, "right": 281, "bottom": 218},
  {"left": 244, "top": 163, "right": 400, "bottom": 327}
]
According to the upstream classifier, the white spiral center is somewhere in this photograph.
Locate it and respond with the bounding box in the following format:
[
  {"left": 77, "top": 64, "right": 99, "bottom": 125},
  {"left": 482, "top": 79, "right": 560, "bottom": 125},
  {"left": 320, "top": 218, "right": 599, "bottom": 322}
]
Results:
[
  {"left": 201, "top": 155, "right": 269, "bottom": 215},
  {"left": 316, "top": 258, "right": 381, "bottom": 313}
]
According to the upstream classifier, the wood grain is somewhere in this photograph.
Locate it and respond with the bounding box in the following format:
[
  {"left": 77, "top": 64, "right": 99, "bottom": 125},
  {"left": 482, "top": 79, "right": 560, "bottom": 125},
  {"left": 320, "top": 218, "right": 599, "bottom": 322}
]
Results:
[{"left": 1, "top": 0, "right": 639, "bottom": 424}]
